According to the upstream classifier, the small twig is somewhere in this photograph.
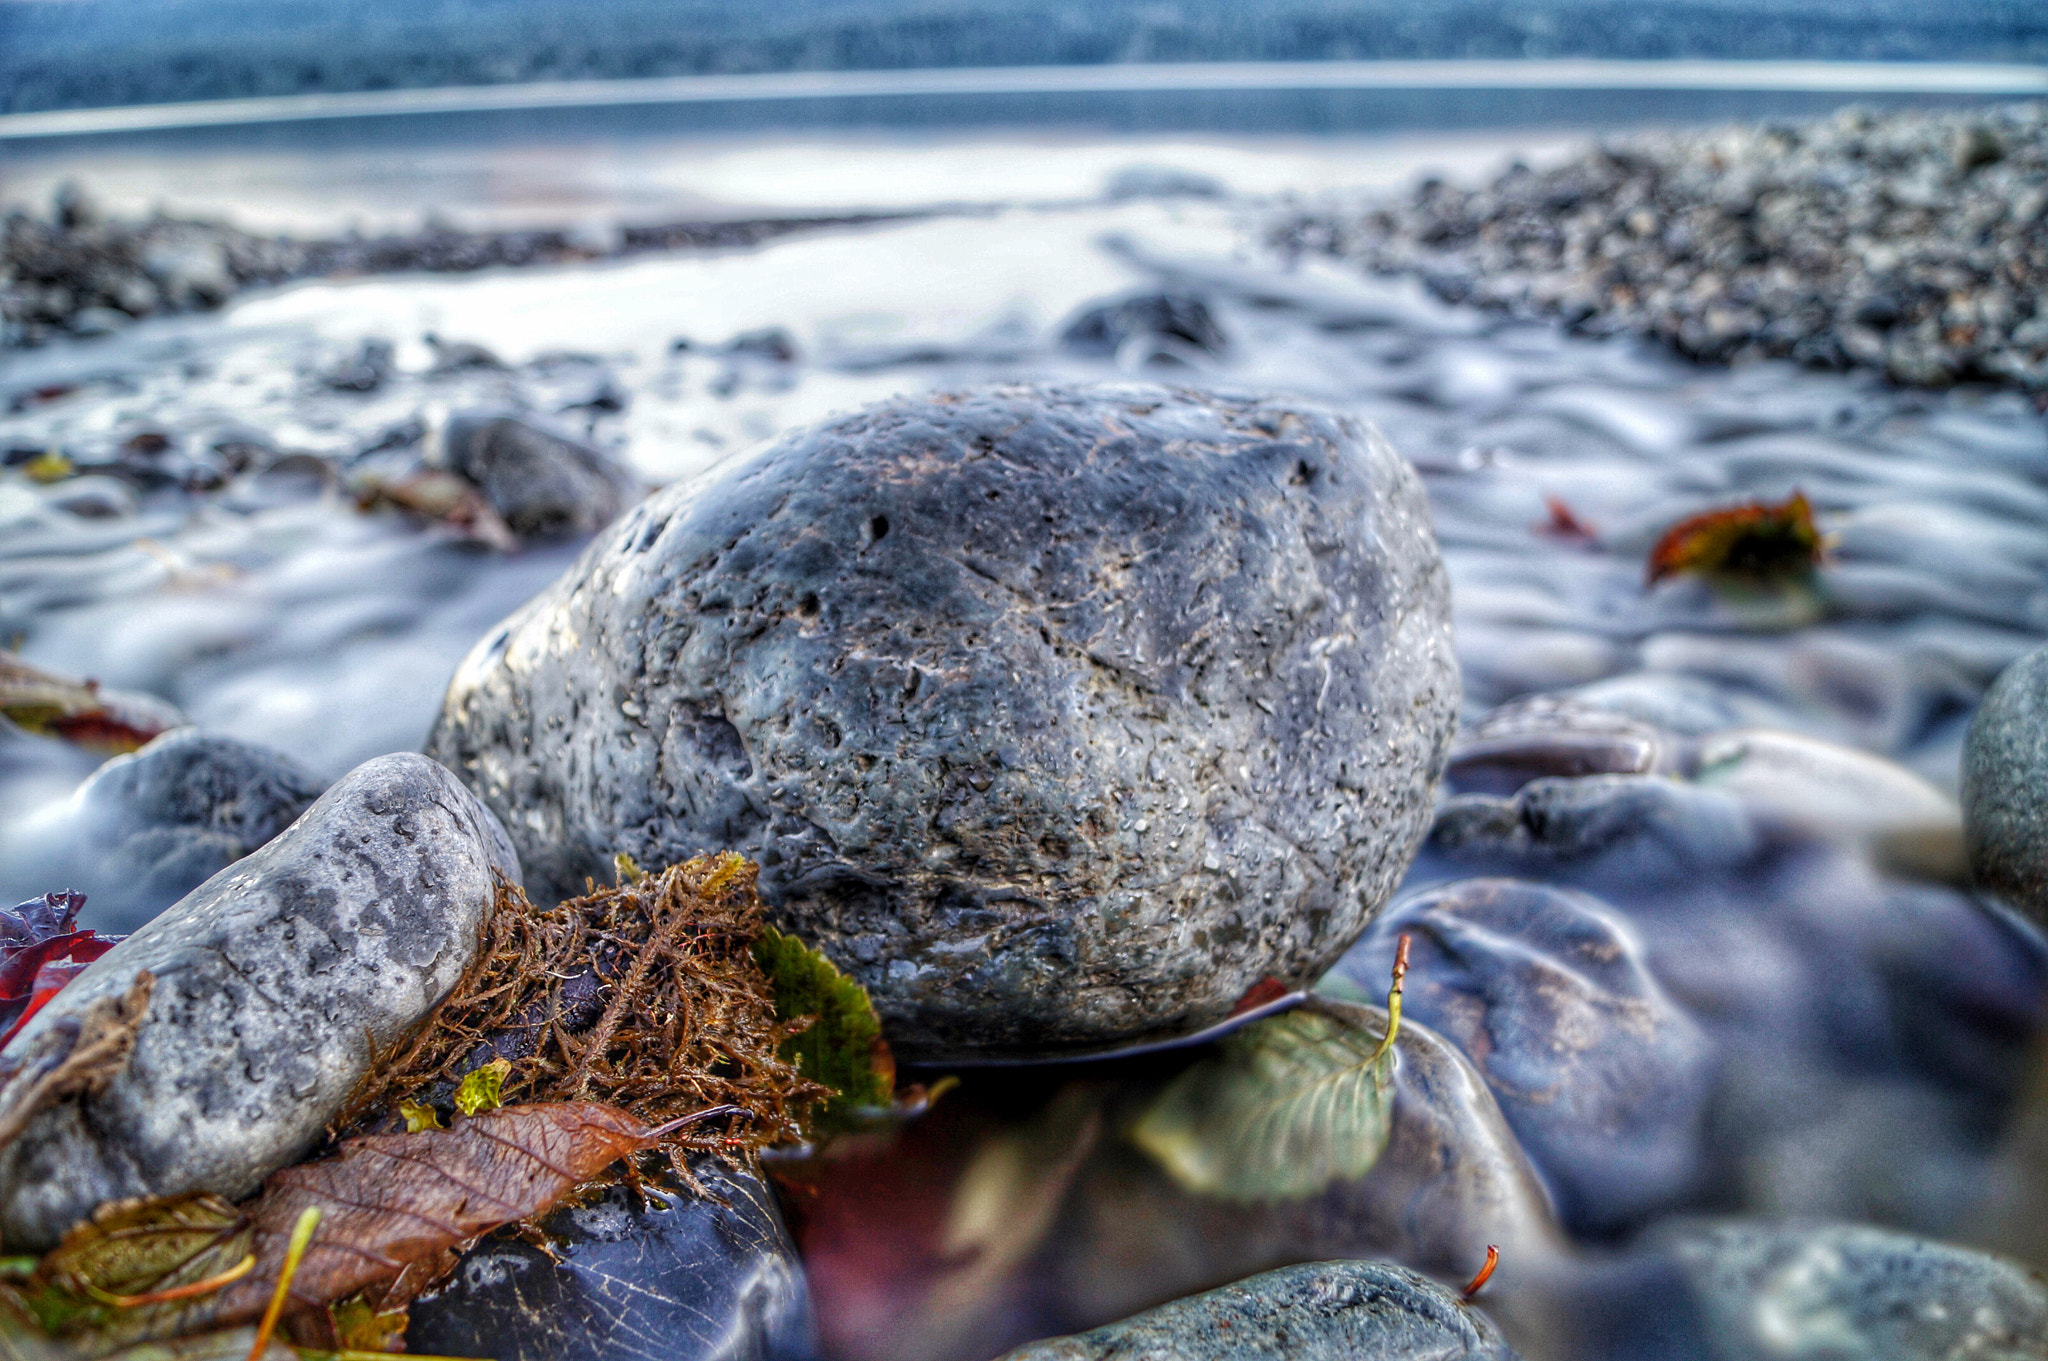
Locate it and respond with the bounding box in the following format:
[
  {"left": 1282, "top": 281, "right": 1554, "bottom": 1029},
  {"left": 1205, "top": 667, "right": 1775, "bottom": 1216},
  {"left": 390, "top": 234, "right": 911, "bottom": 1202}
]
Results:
[
  {"left": 1369, "top": 934, "right": 1411, "bottom": 1065},
  {"left": 245, "top": 1207, "right": 320, "bottom": 1361},
  {"left": 647, "top": 1103, "right": 749, "bottom": 1140},
  {"left": 1461, "top": 1244, "right": 1500, "bottom": 1301}
]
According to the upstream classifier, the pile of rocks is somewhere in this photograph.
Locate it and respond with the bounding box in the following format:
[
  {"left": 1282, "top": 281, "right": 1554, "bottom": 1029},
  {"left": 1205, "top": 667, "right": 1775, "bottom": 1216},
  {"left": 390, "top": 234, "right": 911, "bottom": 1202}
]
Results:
[
  {"left": 1, "top": 184, "right": 907, "bottom": 348},
  {"left": 1273, "top": 101, "right": 2048, "bottom": 391}
]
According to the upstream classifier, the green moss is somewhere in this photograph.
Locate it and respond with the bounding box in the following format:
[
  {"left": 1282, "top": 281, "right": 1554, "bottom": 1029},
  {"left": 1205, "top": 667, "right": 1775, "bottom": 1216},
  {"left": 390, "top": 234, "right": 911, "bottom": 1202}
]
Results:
[{"left": 753, "top": 927, "right": 891, "bottom": 1124}]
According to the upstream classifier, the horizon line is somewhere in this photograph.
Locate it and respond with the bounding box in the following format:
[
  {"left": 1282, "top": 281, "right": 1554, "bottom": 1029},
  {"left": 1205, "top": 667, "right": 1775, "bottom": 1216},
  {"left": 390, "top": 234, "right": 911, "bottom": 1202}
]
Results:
[{"left": 2, "top": 57, "right": 2045, "bottom": 141}]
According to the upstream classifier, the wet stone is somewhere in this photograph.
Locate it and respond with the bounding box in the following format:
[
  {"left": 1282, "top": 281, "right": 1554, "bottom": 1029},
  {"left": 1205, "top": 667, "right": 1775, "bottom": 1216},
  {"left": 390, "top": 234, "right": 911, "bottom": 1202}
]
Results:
[
  {"left": 999, "top": 1260, "right": 1520, "bottom": 1361},
  {"left": 1058, "top": 293, "right": 1228, "bottom": 362},
  {"left": 0, "top": 753, "right": 519, "bottom": 1249},
  {"left": 438, "top": 412, "right": 639, "bottom": 540},
  {"left": 1330, "top": 877, "right": 1716, "bottom": 1236},
  {"left": 406, "top": 1156, "right": 817, "bottom": 1361},
  {"left": 428, "top": 382, "right": 1458, "bottom": 1061},
  {"left": 1553, "top": 1220, "right": 2048, "bottom": 1361},
  {"left": 17, "top": 728, "right": 328, "bottom": 934},
  {"left": 1965, "top": 643, "right": 2048, "bottom": 926}
]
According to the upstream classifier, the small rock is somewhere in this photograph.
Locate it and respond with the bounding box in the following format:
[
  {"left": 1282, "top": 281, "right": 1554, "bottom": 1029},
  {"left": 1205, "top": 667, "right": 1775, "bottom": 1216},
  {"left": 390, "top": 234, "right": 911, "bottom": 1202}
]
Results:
[
  {"left": 1102, "top": 166, "right": 1228, "bottom": 201},
  {"left": 321, "top": 337, "right": 395, "bottom": 393},
  {"left": 1331, "top": 878, "right": 1715, "bottom": 1235},
  {"left": 1550, "top": 1220, "right": 2048, "bottom": 1361},
  {"left": 724, "top": 327, "right": 799, "bottom": 362},
  {"left": 17, "top": 728, "right": 327, "bottom": 933},
  {"left": 426, "top": 333, "right": 507, "bottom": 372},
  {"left": 0, "top": 753, "right": 519, "bottom": 1249},
  {"left": 428, "top": 383, "right": 1458, "bottom": 1060},
  {"left": 999, "top": 1260, "right": 1520, "bottom": 1361},
  {"left": 438, "top": 413, "right": 639, "bottom": 539},
  {"left": 1058, "top": 292, "right": 1228, "bottom": 361},
  {"left": 1965, "top": 644, "right": 2048, "bottom": 925},
  {"left": 1445, "top": 695, "right": 1665, "bottom": 796},
  {"left": 407, "top": 1156, "right": 817, "bottom": 1361}
]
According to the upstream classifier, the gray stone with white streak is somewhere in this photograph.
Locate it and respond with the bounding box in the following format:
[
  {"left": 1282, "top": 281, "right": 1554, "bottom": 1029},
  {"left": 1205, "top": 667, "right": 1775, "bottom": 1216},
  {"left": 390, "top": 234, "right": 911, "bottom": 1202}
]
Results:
[{"left": 0, "top": 753, "right": 518, "bottom": 1250}]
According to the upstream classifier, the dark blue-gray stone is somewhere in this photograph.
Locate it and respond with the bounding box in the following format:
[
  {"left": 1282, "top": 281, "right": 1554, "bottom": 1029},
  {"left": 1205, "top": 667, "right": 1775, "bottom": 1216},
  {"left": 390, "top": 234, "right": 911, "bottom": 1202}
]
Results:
[
  {"left": 1331, "top": 877, "right": 1716, "bottom": 1236},
  {"left": 998, "top": 1260, "right": 1519, "bottom": 1361},
  {"left": 428, "top": 383, "right": 1457, "bottom": 1061},
  {"left": 407, "top": 1157, "right": 816, "bottom": 1361},
  {"left": 22, "top": 728, "right": 327, "bottom": 934},
  {"left": 440, "top": 412, "right": 638, "bottom": 540}
]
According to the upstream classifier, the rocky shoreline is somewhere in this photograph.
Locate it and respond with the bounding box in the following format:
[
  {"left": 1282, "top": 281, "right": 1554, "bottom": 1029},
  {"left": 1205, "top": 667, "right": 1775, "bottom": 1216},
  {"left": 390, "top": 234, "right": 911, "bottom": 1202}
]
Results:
[
  {"left": 1, "top": 186, "right": 916, "bottom": 349},
  {"left": 1272, "top": 101, "right": 2048, "bottom": 394}
]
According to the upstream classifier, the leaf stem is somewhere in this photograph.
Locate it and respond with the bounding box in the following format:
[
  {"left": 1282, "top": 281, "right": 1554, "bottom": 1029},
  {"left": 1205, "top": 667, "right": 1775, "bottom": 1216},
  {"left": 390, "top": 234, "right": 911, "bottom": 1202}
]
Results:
[
  {"left": 1368, "top": 934, "right": 1411, "bottom": 1065},
  {"left": 246, "top": 1207, "right": 321, "bottom": 1361},
  {"left": 85, "top": 1253, "right": 256, "bottom": 1307},
  {"left": 647, "top": 1103, "right": 749, "bottom": 1140},
  {"left": 1461, "top": 1244, "right": 1500, "bottom": 1300}
]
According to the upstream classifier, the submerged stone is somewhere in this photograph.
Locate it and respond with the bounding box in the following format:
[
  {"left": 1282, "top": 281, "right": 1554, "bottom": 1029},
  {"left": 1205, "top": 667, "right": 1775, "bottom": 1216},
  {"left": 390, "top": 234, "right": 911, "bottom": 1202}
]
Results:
[
  {"left": 1331, "top": 877, "right": 1716, "bottom": 1235},
  {"left": 999, "top": 1260, "right": 1519, "bottom": 1361},
  {"left": 407, "top": 1156, "right": 817, "bottom": 1361},
  {"left": 0, "top": 753, "right": 518, "bottom": 1249},
  {"left": 428, "top": 382, "right": 1457, "bottom": 1060},
  {"left": 440, "top": 412, "right": 638, "bottom": 540},
  {"left": 16, "top": 728, "right": 327, "bottom": 933},
  {"left": 1553, "top": 1220, "right": 2048, "bottom": 1361}
]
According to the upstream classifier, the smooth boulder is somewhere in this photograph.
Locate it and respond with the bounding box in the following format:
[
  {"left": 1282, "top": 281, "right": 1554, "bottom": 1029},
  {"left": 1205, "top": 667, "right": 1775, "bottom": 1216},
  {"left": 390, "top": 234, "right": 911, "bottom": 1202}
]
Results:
[
  {"left": 407, "top": 1156, "right": 817, "bottom": 1361},
  {"left": 998, "top": 1260, "right": 1520, "bottom": 1361},
  {"left": 429, "top": 382, "right": 1458, "bottom": 1060},
  {"left": 0, "top": 753, "right": 518, "bottom": 1249}
]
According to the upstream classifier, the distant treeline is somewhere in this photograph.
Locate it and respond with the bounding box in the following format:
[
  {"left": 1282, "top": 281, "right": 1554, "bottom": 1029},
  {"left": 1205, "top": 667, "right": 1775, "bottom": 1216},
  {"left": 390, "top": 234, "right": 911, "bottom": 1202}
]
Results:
[{"left": 2, "top": 0, "right": 2045, "bottom": 114}]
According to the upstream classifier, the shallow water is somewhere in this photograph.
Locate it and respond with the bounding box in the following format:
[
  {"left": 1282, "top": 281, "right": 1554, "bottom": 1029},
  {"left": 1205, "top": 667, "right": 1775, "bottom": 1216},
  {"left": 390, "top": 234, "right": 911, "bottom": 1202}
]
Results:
[{"left": 1, "top": 123, "right": 2046, "bottom": 1357}]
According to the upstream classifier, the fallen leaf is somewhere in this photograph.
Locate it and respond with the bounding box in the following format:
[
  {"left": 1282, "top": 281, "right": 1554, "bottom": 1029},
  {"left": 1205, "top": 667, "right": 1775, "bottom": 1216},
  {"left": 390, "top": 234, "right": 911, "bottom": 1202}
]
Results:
[
  {"left": 451, "top": 1061, "right": 508, "bottom": 1117},
  {"left": 394, "top": 1103, "right": 440, "bottom": 1134},
  {"left": 754, "top": 927, "right": 892, "bottom": 1126},
  {"left": 353, "top": 474, "right": 518, "bottom": 554},
  {"left": 1537, "top": 495, "right": 1599, "bottom": 544},
  {"left": 0, "top": 657, "right": 180, "bottom": 755},
  {"left": 1646, "top": 490, "right": 1824, "bottom": 586},
  {"left": 1128, "top": 1000, "right": 1396, "bottom": 1202},
  {"left": 0, "top": 893, "right": 124, "bottom": 1049},
  {"left": 18, "top": 1194, "right": 251, "bottom": 1352},
  {"left": 215, "top": 1103, "right": 704, "bottom": 1323}
]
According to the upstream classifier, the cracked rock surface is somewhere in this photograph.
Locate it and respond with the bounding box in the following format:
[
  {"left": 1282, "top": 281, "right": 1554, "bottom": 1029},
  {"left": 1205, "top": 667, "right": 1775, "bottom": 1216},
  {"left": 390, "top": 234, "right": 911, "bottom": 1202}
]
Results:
[
  {"left": 428, "top": 382, "right": 1457, "bottom": 1060},
  {"left": 0, "top": 752, "right": 519, "bottom": 1249}
]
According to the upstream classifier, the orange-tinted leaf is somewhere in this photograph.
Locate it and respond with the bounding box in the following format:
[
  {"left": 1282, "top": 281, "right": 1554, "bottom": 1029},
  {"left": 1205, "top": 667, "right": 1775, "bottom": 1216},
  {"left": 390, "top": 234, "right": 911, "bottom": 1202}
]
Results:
[
  {"left": 1536, "top": 495, "right": 1599, "bottom": 544},
  {"left": 1645, "top": 490, "right": 1823, "bottom": 586},
  {"left": 0, "top": 657, "right": 178, "bottom": 755},
  {"left": 215, "top": 1103, "right": 673, "bottom": 1324}
]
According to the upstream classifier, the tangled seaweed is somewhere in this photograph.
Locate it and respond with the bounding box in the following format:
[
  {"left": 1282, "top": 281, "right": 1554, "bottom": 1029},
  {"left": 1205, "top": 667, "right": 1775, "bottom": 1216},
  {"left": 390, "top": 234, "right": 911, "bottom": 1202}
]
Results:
[{"left": 338, "top": 854, "right": 825, "bottom": 1167}]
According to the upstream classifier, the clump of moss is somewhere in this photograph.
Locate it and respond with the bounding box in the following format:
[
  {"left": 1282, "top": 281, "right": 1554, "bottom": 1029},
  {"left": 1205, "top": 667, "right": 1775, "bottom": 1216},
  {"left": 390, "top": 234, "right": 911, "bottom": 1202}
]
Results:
[{"left": 339, "top": 854, "right": 826, "bottom": 1165}]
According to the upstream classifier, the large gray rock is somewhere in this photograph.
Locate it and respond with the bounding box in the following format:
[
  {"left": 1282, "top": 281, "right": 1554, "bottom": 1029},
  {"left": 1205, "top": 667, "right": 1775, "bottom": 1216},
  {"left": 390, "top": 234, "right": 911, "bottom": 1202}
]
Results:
[
  {"left": 440, "top": 412, "right": 639, "bottom": 539},
  {"left": 0, "top": 753, "right": 518, "bottom": 1250},
  {"left": 16, "top": 728, "right": 328, "bottom": 934},
  {"left": 999, "top": 1260, "right": 1519, "bottom": 1361},
  {"left": 1965, "top": 644, "right": 2048, "bottom": 924},
  {"left": 429, "top": 382, "right": 1457, "bottom": 1060}
]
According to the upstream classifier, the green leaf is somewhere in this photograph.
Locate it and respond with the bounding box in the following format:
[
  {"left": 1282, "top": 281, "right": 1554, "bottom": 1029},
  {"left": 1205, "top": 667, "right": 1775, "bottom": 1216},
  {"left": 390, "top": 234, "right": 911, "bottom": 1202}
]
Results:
[
  {"left": 752, "top": 927, "right": 891, "bottom": 1123},
  {"left": 453, "top": 1060, "right": 510, "bottom": 1117},
  {"left": 1127, "top": 1002, "right": 1396, "bottom": 1202}
]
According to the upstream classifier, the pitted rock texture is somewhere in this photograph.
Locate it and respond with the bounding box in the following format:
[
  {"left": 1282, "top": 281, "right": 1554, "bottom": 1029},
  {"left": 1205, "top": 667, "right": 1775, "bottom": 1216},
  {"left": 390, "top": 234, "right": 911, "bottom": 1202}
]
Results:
[
  {"left": 0, "top": 753, "right": 519, "bottom": 1250},
  {"left": 999, "top": 1260, "right": 1520, "bottom": 1361},
  {"left": 428, "top": 382, "right": 1457, "bottom": 1060},
  {"left": 25, "top": 727, "right": 328, "bottom": 934}
]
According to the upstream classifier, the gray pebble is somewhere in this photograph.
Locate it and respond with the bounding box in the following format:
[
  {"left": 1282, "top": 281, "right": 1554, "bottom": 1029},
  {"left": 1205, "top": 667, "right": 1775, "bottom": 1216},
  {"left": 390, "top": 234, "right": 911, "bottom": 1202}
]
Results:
[
  {"left": 439, "top": 412, "right": 638, "bottom": 539},
  {"left": 428, "top": 382, "right": 1457, "bottom": 1060},
  {"left": 1000, "top": 1260, "right": 1520, "bottom": 1361},
  {"left": 0, "top": 753, "right": 519, "bottom": 1249}
]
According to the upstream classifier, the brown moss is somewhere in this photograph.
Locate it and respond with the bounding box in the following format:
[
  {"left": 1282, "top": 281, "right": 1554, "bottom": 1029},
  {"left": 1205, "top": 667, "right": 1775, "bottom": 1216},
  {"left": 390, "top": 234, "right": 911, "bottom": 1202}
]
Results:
[{"left": 337, "top": 853, "right": 825, "bottom": 1169}]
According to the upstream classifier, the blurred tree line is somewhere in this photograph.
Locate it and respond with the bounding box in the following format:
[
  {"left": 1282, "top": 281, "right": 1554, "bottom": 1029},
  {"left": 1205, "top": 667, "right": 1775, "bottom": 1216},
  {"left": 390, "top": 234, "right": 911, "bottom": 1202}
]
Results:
[{"left": 1, "top": 0, "right": 2043, "bottom": 115}]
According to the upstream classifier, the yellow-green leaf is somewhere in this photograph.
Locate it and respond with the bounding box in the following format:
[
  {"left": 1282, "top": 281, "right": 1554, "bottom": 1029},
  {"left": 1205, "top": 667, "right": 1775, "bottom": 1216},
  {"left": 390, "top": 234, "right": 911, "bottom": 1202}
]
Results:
[
  {"left": 452, "top": 1060, "right": 510, "bottom": 1117},
  {"left": 1128, "top": 1003, "right": 1396, "bottom": 1202},
  {"left": 396, "top": 1101, "right": 442, "bottom": 1133}
]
